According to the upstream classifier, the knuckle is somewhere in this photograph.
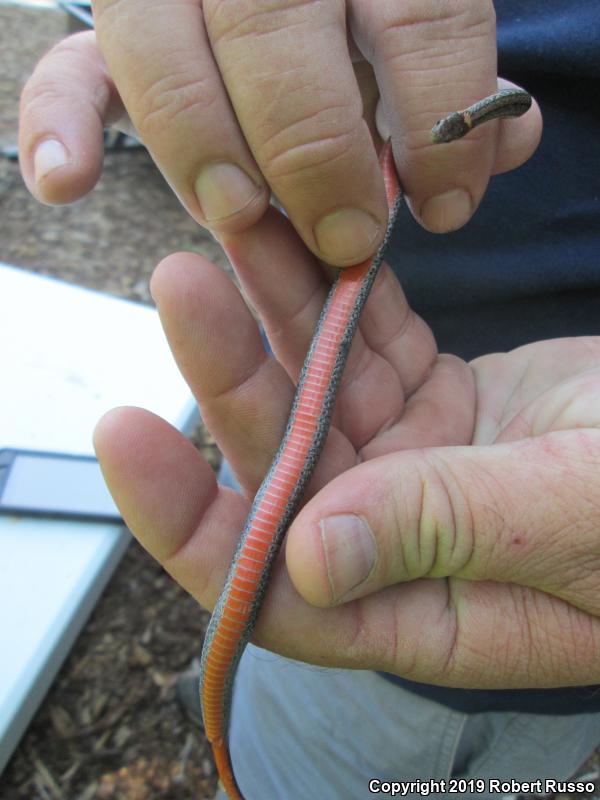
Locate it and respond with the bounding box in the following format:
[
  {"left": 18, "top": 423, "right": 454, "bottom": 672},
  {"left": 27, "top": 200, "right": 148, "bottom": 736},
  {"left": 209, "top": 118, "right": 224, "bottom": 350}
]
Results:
[
  {"left": 369, "top": 0, "right": 495, "bottom": 71},
  {"left": 257, "top": 114, "right": 359, "bottom": 183},
  {"left": 20, "top": 34, "right": 111, "bottom": 128},
  {"left": 204, "top": 0, "right": 332, "bottom": 46},
  {"left": 408, "top": 454, "right": 475, "bottom": 579},
  {"left": 374, "top": 0, "right": 495, "bottom": 41},
  {"left": 20, "top": 78, "right": 61, "bottom": 113},
  {"left": 133, "top": 72, "right": 218, "bottom": 139},
  {"left": 42, "top": 30, "right": 98, "bottom": 65}
]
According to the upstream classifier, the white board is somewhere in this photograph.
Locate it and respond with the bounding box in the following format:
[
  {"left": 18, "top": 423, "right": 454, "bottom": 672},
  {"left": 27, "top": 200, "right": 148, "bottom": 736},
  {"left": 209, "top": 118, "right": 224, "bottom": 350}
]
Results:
[{"left": 0, "top": 264, "right": 198, "bottom": 772}]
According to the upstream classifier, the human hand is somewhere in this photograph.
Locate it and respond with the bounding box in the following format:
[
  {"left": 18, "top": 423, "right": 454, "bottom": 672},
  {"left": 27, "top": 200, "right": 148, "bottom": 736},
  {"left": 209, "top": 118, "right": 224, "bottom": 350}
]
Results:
[
  {"left": 20, "top": 2, "right": 540, "bottom": 262},
  {"left": 94, "top": 206, "right": 600, "bottom": 690}
]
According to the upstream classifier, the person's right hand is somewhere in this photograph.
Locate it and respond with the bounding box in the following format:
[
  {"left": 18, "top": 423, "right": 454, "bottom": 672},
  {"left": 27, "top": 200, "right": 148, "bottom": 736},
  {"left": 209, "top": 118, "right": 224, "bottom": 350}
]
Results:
[{"left": 19, "top": 1, "right": 540, "bottom": 265}]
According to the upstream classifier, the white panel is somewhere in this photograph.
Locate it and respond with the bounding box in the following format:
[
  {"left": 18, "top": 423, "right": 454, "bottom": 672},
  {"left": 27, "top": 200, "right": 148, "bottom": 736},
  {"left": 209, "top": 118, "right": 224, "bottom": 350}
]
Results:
[{"left": 0, "top": 265, "right": 199, "bottom": 772}]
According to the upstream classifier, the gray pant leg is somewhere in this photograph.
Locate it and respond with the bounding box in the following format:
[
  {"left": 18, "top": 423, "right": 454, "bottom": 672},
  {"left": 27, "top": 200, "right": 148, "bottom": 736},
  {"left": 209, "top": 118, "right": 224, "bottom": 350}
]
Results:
[
  {"left": 224, "top": 645, "right": 466, "bottom": 800},
  {"left": 455, "top": 710, "right": 600, "bottom": 794},
  {"left": 214, "top": 646, "right": 600, "bottom": 800}
]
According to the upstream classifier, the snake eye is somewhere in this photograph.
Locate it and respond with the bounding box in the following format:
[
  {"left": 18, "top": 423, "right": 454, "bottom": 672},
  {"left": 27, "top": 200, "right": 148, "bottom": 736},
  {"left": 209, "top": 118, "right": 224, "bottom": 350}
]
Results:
[{"left": 430, "top": 111, "right": 471, "bottom": 144}]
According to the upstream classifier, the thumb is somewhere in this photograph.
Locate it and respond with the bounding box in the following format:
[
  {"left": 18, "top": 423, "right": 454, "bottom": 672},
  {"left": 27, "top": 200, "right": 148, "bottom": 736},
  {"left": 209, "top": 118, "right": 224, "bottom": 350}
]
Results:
[
  {"left": 352, "top": 1, "right": 541, "bottom": 232},
  {"left": 286, "top": 430, "right": 600, "bottom": 614}
]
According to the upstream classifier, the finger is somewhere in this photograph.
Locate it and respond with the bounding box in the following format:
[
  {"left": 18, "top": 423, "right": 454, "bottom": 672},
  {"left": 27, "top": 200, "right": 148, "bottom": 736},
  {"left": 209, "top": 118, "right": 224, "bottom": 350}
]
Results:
[
  {"left": 149, "top": 251, "right": 296, "bottom": 494},
  {"left": 287, "top": 430, "right": 600, "bottom": 617},
  {"left": 90, "top": 405, "right": 429, "bottom": 677},
  {"left": 498, "top": 368, "right": 600, "bottom": 441},
  {"left": 94, "top": 409, "right": 600, "bottom": 687},
  {"left": 251, "top": 544, "right": 600, "bottom": 689},
  {"left": 93, "top": 0, "right": 270, "bottom": 234},
  {"left": 204, "top": 0, "right": 389, "bottom": 266},
  {"left": 355, "top": 1, "right": 539, "bottom": 232},
  {"left": 93, "top": 405, "right": 249, "bottom": 599},
  {"left": 19, "top": 31, "right": 123, "bottom": 204},
  {"left": 220, "top": 208, "right": 330, "bottom": 377},
  {"left": 375, "top": 78, "right": 542, "bottom": 178}
]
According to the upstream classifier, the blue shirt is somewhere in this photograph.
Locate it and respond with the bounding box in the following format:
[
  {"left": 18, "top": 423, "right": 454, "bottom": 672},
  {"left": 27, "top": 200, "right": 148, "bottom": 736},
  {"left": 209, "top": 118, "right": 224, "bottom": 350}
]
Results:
[{"left": 387, "top": 0, "right": 600, "bottom": 360}]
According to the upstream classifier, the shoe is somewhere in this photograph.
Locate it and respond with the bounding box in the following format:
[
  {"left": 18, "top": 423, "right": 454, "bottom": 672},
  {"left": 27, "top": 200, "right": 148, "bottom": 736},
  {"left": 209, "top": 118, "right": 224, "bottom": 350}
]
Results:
[{"left": 176, "top": 658, "right": 203, "bottom": 727}]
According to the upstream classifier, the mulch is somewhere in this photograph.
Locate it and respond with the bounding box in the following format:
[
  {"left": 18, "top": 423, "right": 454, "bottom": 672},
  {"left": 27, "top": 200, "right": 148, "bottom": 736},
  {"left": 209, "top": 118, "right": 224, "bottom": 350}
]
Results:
[{"left": 1, "top": 533, "right": 219, "bottom": 800}]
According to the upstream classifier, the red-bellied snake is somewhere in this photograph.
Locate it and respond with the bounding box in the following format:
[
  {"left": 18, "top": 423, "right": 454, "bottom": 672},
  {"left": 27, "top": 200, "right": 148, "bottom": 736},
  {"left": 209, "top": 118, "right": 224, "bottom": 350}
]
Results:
[{"left": 199, "top": 88, "right": 533, "bottom": 800}]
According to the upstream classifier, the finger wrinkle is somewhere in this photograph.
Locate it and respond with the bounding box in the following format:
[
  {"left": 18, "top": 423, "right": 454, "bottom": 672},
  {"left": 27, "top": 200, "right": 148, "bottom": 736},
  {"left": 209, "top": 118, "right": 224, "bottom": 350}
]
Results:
[
  {"left": 381, "top": 314, "right": 437, "bottom": 394},
  {"left": 134, "top": 71, "right": 219, "bottom": 136},
  {"left": 22, "top": 66, "right": 106, "bottom": 115},
  {"left": 376, "top": 2, "right": 493, "bottom": 40},
  {"left": 20, "top": 86, "right": 103, "bottom": 156},
  {"left": 432, "top": 577, "right": 461, "bottom": 681},
  {"left": 20, "top": 41, "right": 115, "bottom": 143},
  {"left": 383, "top": 42, "right": 484, "bottom": 73},
  {"left": 206, "top": 0, "right": 334, "bottom": 44},
  {"left": 261, "top": 126, "right": 358, "bottom": 183},
  {"left": 210, "top": 13, "right": 314, "bottom": 47},
  {"left": 256, "top": 98, "right": 357, "bottom": 155},
  {"left": 373, "top": 297, "right": 414, "bottom": 351}
]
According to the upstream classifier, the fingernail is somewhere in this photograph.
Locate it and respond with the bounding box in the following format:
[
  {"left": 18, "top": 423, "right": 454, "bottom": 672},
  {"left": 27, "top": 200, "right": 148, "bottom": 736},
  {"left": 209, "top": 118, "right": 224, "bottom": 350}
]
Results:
[
  {"left": 314, "top": 208, "right": 381, "bottom": 265},
  {"left": 320, "top": 514, "right": 376, "bottom": 602},
  {"left": 34, "top": 139, "right": 70, "bottom": 182},
  {"left": 420, "top": 188, "right": 473, "bottom": 233},
  {"left": 194, "top": 163, "right": 261, "bottom": 221}
]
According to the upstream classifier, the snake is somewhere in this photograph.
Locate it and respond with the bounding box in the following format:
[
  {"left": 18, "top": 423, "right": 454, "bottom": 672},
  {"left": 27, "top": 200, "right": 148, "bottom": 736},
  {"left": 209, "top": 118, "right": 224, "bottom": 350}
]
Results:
[{"left": 199, "top": 87, "right": 533, "bottom": 800}]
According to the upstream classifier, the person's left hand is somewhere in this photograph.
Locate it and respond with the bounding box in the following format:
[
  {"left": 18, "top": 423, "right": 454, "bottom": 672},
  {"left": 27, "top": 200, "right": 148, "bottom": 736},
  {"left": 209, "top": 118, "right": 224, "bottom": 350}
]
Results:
[{"left": 94, "top": 202, "right": 600, "bottom": 690}]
